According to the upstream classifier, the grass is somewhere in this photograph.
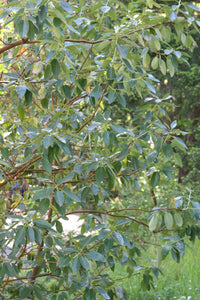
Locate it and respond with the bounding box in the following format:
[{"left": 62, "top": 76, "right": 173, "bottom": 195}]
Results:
[{"left": 111, "top": 240, "right": 200, "bottom": 300}]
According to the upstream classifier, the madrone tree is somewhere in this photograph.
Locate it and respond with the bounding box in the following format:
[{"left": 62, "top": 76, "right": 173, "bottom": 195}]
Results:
[{"left": 0, "top": 0, "right": 200, "bottom": 299}]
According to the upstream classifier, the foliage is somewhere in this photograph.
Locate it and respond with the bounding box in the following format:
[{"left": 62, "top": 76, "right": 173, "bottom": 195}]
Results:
[{"left": 0, "top": 0, "right": 200, "bottom": 299}]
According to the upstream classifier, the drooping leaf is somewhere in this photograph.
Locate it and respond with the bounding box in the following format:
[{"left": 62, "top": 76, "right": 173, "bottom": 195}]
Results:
[
  {"left": 145, "top": 81, "right": 156, "bottom": 94},
  {"left": 17, "top": 105, "right": 25, "bottom": 121},
  {"left": 164, "top": 212, "right": 173, "bottom": 229},
  {"left": 16, "top": 85, "right": 27, "bottom": 98},
  {"left": 38, "top": 5, "right": 48, "bottom": 22},
  {"left": 16, "top": 20, "right": 29, "bottom": 38},
  {"left": 51, "top": 59, "right": 60, "bottom": 78},
  {"left": 33, "top": 219, "right": 52, "bottom": 230},
  {"left": 27, "top": 227, "right": 35, "bottom": 242},
  {"left": 54, "top": 190, "right": 65, "bottom": 206},
  {"left": 15, "top": 227, "right": 26, "bottom": 246},
  {"left": 60, "top": 1, "right": 74, "bottom": 14},
  {"left": 96, "top": 166, "right": 106, "bottom": 183},
  {"left": 149, "top": 214, "right": 158, "bottom": 232},
  {"left": 150, "top": 172, "right": 160, "bottom": 188},
  {"left": 86, "top": 251, "right": 106, "bottom": 262},
  {"left": 174, "top": 213, "right": 183, "bottom": 227},
  {"left": 96, "top": 287, "right": 110, "bottom": 300},
  {"left": 32, "top": 187, "right": 54, "bottom": 201},
  {"left": 162, "top": 144, "right": 172, "bottom": 158},
  {"left": 63, "top": 188, "right": 81, "bottom": 202},
  {"left": 116, "top": 45, "right": 127, "bottom": 59},
  {"left": 91, "top": 86, "right": 103, "bottom": 99}
]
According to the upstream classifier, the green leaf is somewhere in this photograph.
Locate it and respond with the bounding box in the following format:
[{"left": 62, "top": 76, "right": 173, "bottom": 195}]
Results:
[
  {"left": 56, "top": 140, "right": 72, "bottom": 155},
  {"left": 32, "top": 61, "right": 43, "bottom": 74},
  {"left": 63, "top": 85, "right": 71, "bottom": 99},
  {"left": 38, "top": 5, "right": 48, "bottom": 22},
  {"left": 103, "top": 131, "right": 110, "bottom": 146},
  {"left": 187, "top": 3, "right": 200, "bottom": 12},
  {"left": 72, "top": 257, "right": 80, "bottom": 272},
  {"left": 27, "top": 20, "right": 36, "bottom": 41},
  {"left": 160, "top": 59, "right": 166, "bottom": 75},
  {"left": 147, "top": 150, "right": 158, "bottom": 162},
  {"left": 25, "top": 90, "right": 32, "bottom": 106},
  {"left": 117, "top": 146, "right": 129, "bottom": 161},
  {"left": 56, "top": 220, "right": 63, "bottom": 233},
  {"left": 19, "top": 286, "right": 31, "bottom": 298},
  {"left": 63, "top": 188, "right": 81, "bottom": 202},
  {"left": 91, "top": 86, "right": 103, "bottom": 99},
  {"left": 15, "top": 227, "right": 26, "bottom": 246},
  {"left": 172, "top": 137, "right": 188, "bottom": 151},
  {"left": 0, "top": 159, "right": 11, "bottom": 167},
  {"left": 170, "top": 12, "right": 177, "bottom": 21},
  {"left": 141, "top": 47, "right": 149, "bottom": 58},
  {"left": 107, "top": 67, "right": 116, "bottom": 80},
  {"left": 54, "top": 190, "right": 65, "bottom": 206},
  {"left": 128, "top": 79, "right": 137, "bottom": 88},
  {"left": 116, "top": 219, "right": 130, "bottom": 226},
  {"left": 57, "top": 173, "right": 74, "bottom": 185},
  {"left": 3, "top": 263, "right": 15, "bottom": 277},
  {"left": 122, "top": 58, "right": 134, "bottom": 72},
  {"left": 150, "top": 172, "right": 160, "bottom": 188},
  {"left": 106, "top": 167, "right": 115, "bottom": 190},
  {"left": 162, "top": 144, "right": 172, "bottom": 158},
  {"left": 27, "top": 227, "right": 35, "bottom": 242},
  {"left": 33, "top": 219, "right": 52, "bottom": 230},
  {"left": 91, "top": 184, "right": 99, "bottom": 196},
  {"left": 85, "top": 161, "right": 99, "bottom": 175},
  {"left": 98, "top": 228, "right": 110, "bottom": 240},
  {"left": 117, "top": 94, "right": 126, "bottom": 107},
  {"left": 116, "top": 45, "right": 127, "bottom": 59},
  {"left": 149, "top": 214, "right": 158, "bottom": 232},
  {"left": 53, "top": 17, "right": 62, "bottom": 27},
  {"left": 167, "top": 56, "right": 175, "bottom": 77},
  {"left": 51, "top": 59, "right": 60, "bottom": 78},
  {"left": 96, "top": 166, "right": 106, "bottom": 183},
  {"left": 96, "top": 287, "right": 110, "bottom": 300},
  {"left": 17, "top": 105, "right": 25, "bottom": 121},
  {"left": 86, "top": 251, "right": 106, "bottom": 262},
  {"left": 174, "top": 213, "right": 183, "bottom": 227},
  {"left": 151, "top": 56, "right": 159, "bottom": 70},
  {"left": 80, "top": 256, "right": 89, "bottom": 270},
  {"left": 145, "top": 81, "right": 156, "bottom": 94},
  {"left": 16, "top": 20, "right": 29, "bottom": 38},
  {"left": 46, "top": 236, "right": 53, "bottom": 247},
  {"left": 43, "top": 135, "right": 54, "bottom": 149},
  {"left": 60, "top": 1, "right": 74, "bottom": 14},
  {"left": 101, "top": 6, "right": 111, "bottom": 13},
  {"left": 32, "top": 187, "right": 54, "bottom": 201},
  {"left": 164, "top": 212, "right": 173, "bottom": 229},
  {"left": 171, "top": 246, "right": 180, "bottom": 263},
  {"left": 113, "top": 232, "right": 124, "bottom": 245},
  {"left": 34, "top": 228, "right": 42, "bottom": 244},
  {"left": 95, "top": 40, "right": 110, "bottom": 52},
  {"left": 39, "top": 198, "right": 50, "bottom": 215},
  {"left": 59, "top": 256, "right": 70, "bottom": 268},
  {"left": 16, "top": 85, "right": 27, "bottom": 99},
  {"left": 42, "top": 154, "right": 52, "bottom": 174}
]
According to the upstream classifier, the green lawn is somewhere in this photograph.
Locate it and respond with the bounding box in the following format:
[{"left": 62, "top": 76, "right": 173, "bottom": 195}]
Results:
[{"left": 112, "top": 240, "right": 200, "bottom": 300}]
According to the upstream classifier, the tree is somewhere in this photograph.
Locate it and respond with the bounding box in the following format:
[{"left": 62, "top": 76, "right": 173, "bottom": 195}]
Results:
[{"left": 0, "top": 1, "right": 199, "bottom": 299}]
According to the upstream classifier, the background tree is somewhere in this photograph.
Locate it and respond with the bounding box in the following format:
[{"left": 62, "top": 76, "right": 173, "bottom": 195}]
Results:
[{"left": 0, "top": 1, "right": 199, "bottom": 299}]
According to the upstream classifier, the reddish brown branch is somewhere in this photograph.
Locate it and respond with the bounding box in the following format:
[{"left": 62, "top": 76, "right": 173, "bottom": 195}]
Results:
[
  {"left": 0, "top": 38, "right": 37, "bottom": 55},
  {"left": 65, "top": 209, "right": 148, "bottom": 227},
  {"left": 0, "top": 22, "right": 171, "bottom": 55}
]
